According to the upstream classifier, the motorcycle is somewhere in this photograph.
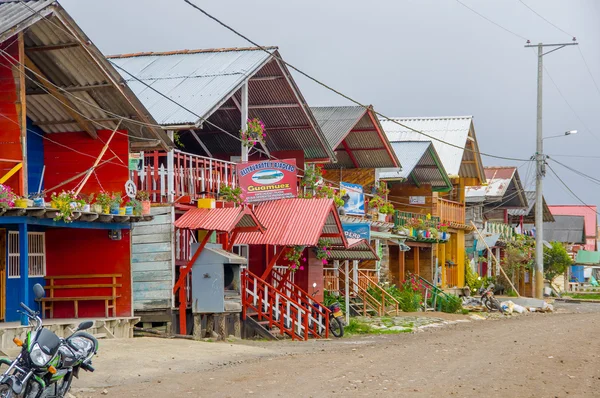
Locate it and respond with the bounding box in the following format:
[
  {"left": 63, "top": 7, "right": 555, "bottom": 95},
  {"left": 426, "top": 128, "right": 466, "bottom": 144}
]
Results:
[
  {"left": 0, "top": 284, "right": 98, "bottom": 398},
  {"left": 310, "top": 284, "right": 345, "bottom": 338},
  {"left": 479, "top": 283, "right": 503, "bottom": 313}
]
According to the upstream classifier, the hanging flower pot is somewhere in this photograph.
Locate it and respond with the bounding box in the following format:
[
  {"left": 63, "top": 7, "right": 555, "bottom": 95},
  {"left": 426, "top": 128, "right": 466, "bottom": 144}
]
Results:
[
  {"left": 378, "top": 212, "right": 387, "bottom": 222},
  {"left": 125, "top": 206, "right": 133, "bottom": 215},
  {"left": 33, "top": 197, "right": 44, "bottom": 207},
  {"left": 420, "top": 230, "right": 427, "bottom": 239},
  {"left": 92, "top": 204, "right": 103, "bottom": 214},
  {"left": 240, "top": 118, "right": 266, "bottom": 148},
  {"left": 110, "top": 205, "right": 120, "bottom": 215},
  {"left": 118, "top": 207, "right": 126, "bottom": 216}
]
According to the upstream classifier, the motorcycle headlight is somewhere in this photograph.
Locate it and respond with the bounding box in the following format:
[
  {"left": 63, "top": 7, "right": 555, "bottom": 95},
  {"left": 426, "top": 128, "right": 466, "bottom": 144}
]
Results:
[{"left": 30, "top": 343, "right": 52, "bottom": 367}]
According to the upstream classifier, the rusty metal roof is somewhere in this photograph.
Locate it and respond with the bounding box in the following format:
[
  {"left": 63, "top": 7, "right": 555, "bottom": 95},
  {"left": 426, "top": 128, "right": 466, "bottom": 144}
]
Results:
[
  {"left": 466, "top": 166, "right": 528, "bottom": 208},
  {"left": 108, "top": 47, "right": 334, "bottom": 161},
  {"left": 507, "top": 191, "right": 555, "bottom": 222},
  {"left": 174, "top": 207, "right": 263, "bottom": 233},
  {"left": 236, "top": 198, "right": 347, "bottom": 246},
  {"left": 312, "top": 106, "right": 399, "bottom": 168},
  {"left": 0, "top": 1, "right": 171, "bottom": 148}
]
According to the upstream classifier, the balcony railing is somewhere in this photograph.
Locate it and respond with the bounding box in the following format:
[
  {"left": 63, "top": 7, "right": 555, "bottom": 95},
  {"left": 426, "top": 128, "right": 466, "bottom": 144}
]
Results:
[
  {"left": 437, "top": 198, "right": 465, "bottom": 224},
  {"left": 133, "top": 150, "right": 237, "bottom": 203},
  {"left": 394, "top": 211, "right": 440, "bottom": 229}
]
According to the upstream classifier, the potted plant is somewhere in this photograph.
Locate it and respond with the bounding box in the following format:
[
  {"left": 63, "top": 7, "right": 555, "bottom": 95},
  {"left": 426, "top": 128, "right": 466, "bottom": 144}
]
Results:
[
  {"left": 136, "top": 190, "right": 151, "bottom": 215},
  {"left": 0, "top": 184, "right": 16, "bottom": 210},
  {"left": 124, "top": 199, "right": 138, "bottom": 215},
  {"left": 109, "top": 192, "right": 122, "bottom": 215},
  {"left": 30, "top": 192, "right": 44, "bottom": 208},
  {"left": 284, "top": 246, "right": 305, "bottom": 273},
  {"left": 219, "top": 184, "right": 243, "bottom": 206},
  {"left": 79, "top": 193, "right": 94, "bottom": 213},
  {"left": 50, "top": 191, "right": 79, "bottom": 223},
  {"left": 95, "top": 191, "right": 112, "bottom": 214},
  {"left": 240, "top": 118, "right": 266, "bottom": 148},
  {"left": 14, "top": 195, "right": 28, "bottom": 209},
  {"left": 314, "top": 239, "right": 332, "bottom": 266},
  {"left": 438, "top": 222, "right": 449, "bottom": 240},
  {"left": 378, "top": 202, "right": 395, "bottom": 222}
]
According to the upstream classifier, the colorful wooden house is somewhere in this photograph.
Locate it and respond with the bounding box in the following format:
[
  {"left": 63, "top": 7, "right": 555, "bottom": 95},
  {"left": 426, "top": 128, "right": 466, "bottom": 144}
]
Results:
[
  {"left": 108, "top": 47, "right": 343, "bottom": 333},
  {"left": 0, "top": 0, "right": 170, "bottom": 348},
  {"left": 380, "top": 116, "right": 486, "bottom": 290},
  {"left": 377, "top": 141, "right": 452, "bottom": 286}
]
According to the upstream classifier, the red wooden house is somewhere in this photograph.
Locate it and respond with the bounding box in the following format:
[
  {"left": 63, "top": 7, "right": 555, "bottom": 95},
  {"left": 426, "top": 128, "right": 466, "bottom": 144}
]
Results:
[{"left": 0, "top": 0, "right": 171, "bottom": 348}]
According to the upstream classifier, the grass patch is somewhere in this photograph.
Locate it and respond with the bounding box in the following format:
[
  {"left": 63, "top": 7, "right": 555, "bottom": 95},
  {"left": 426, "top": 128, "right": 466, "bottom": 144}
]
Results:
[
  {"left": 344, "top": 319, "right": 412, "bottom": 336},
  {"left": 568, "top": 293, "right": 600, "bottom": 300}
]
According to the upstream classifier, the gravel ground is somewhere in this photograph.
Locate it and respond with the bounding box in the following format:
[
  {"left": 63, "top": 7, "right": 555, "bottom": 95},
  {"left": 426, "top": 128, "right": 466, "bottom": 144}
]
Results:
[{"left": 72, "top": 302, "right": 600, "bottom": 397}]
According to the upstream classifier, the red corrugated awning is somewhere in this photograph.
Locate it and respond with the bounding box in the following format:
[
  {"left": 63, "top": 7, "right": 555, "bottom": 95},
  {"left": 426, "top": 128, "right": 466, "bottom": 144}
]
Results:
[
  {"left": 236, "top": 198, "right": 347, "bottom": 247},
  {"left": 174, "top": 207, "right": 264, "bottom": 233}
]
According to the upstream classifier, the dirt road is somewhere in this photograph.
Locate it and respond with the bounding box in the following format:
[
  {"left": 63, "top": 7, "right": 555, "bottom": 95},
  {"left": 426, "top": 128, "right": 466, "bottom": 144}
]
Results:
[{"left": 78, "top": 302, "right": 600, "bottom": 397}]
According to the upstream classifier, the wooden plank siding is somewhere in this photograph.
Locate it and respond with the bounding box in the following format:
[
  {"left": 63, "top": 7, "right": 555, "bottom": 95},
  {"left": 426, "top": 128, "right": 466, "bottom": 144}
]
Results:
[{"left": 131, "top": 206, "right": 174, "bottom": 311}]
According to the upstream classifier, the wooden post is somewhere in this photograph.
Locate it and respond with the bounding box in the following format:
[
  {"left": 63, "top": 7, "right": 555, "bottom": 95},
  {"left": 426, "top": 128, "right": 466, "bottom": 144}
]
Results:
[
  {"left": 470, "top": 221, "right": 520, "bottom": 297},
  {"left": 241, "top": 82, "right": 249, "bottom": 163},
  {"left": 17, "top": 33, "right": 27, "bottom": 195},
  {"left": 414, "top": 246, "right": 420, "bottom": 276},
  {"left": 344, "top": 260, "right": 350, "bottom": 325},
  {"left": 192, "top": 314, "right": 202, "bottom": 340},
  {"left": 167, "top": 130, "right": 175, "bottom": 203},
  {"left": 19, "top": 223, "right": 29, "bottom": 326}
]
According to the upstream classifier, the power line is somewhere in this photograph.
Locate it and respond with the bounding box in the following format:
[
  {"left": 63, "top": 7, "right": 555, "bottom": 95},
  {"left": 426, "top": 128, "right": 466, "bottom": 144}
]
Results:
[
  {"left": 548, "top": 157, "right": 600, "bottom": 186},
  {"left": 577, "top": 47, "right": 600, "bottom": 101},
  {"left": 181, "top": 0, "right": 530, "bottom": 163},
  {"left": 516, "top": 0, "right": 574, "bottom": 38},
  {"left": 546, "top": 162, "right": 600, "bottom": 216},
  {"left": 454, "top": 0, "right": 529, "bottom": 41}
]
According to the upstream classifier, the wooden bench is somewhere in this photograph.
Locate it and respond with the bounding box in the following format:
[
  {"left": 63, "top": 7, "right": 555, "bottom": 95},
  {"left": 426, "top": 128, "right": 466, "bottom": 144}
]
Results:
[{"left": 40, "top": 274, "right": 122, "bottom": 319}]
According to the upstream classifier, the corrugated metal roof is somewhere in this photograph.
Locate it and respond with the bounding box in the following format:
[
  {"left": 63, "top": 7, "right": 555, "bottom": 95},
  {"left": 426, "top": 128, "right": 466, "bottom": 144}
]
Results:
[
  {"left": 542, "top": 215, "right": 585, "bottom": 244},
  {"left": 0, "top": 0, "right": 171, "bottom": 147},
  {"left": 466, "top": 167, "right": 527, "bottom": 208},
  {"left": 236, "top": 198, "right": 346, "bottom": 246},
  {"left": 575, "top": 250, "right": 600, "bottom": 265},
  {"left": 548, "top": 205, "right": 598, "bottom": 238},
  {"left": 380, "top": 116, "right": 484, "bottom": 181},
  {"left": 174, "top": 207, "right": 263, "bottom": 233},
  {"left": 326, "top": 238, "right": 379, "bottom": 260},
  {"left": 313, "top": 106, "right": 399, "bottom": 168},
  {"left": 109, "top": 48, "right": 334, "bottom": 160},
  {"left": 0, "top": 0, "right": 54, "bottom": 39},
  {"left": 311, "top": 106, "right": 365, "bottom": 148},
  {"left": 507, "top": 191, "right": 555, "bottom": 222},
  {"left": 377, "top": 141, "right": 451, "bottom": 190},
  {"left": 110, "top": 49, "right": 272, "bottom": 125}
]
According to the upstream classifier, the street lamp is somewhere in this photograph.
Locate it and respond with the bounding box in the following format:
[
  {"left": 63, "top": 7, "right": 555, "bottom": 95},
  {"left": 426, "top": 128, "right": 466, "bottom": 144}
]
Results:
[{"left": 543, "top": 130, "right": 578, "bottom": 140}]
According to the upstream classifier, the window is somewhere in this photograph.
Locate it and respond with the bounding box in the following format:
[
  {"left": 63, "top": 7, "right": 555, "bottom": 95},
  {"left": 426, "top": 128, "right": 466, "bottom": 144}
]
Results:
[
  {"left": 7, "top": 231, "right": 46, "bottom": 278},
  {"left": 232, "top": 245, "right": 248, "bottom": 260}
]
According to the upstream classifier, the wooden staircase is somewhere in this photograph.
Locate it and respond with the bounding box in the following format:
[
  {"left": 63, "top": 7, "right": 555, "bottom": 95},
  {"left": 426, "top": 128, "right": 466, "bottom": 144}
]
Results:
[
  {"left": 335, "top": 268, "right": 400, "bottom": 317},
  {"left": 242, "top": 269, "right": 331, "bottom": 341}
]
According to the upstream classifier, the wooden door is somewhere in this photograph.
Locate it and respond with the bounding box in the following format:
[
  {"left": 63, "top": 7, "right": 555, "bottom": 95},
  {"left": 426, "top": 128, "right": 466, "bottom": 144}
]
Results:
[{"left": 0, "top": 229, "right": 5, "bottom": 321}]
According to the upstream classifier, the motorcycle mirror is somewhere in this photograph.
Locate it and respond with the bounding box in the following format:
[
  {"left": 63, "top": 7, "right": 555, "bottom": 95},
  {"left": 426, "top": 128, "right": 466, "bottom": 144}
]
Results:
[
  {"left": 77, "top": 321, "right": 94, "bottom": 331},
  {"left": 33, "top": 283, "right": 45, "bottom": 299},
  {"left": 312, "top": 282, "right": 317, "bottom": 288}
]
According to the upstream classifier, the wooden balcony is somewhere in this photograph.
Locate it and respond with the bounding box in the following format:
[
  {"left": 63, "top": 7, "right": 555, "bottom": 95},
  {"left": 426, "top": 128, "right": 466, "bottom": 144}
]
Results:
[
  {"left": 133, "top": 150, "right": 237, "bottom": 203},
  {"left": 436, "top": 198, "right": 465, "bottom": 224},
  {"left": 394, "top": 211, "right": 440, "bottom": 229}
]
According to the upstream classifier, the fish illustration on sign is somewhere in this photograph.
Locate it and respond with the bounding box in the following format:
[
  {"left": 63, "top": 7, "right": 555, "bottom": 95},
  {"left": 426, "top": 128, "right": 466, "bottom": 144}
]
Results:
[{"left": 251, "top": 169, "right": 285, "bottom": 184}]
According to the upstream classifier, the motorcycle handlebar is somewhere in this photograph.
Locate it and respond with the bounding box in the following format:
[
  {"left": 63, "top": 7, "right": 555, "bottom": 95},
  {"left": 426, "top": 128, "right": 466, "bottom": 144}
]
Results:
[{"left": 20, "top": 302, "right": 35, "bottom": 315}]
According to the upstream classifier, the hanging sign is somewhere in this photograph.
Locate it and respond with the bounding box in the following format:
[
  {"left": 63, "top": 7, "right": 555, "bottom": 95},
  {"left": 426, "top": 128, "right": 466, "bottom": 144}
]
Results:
[
  {"left": 340, "top": 182, "right": 365, "bottom": 215},
  {"left": 409, "top": 196, "right": 426, "bottom": 205},
  {"left": 237, "top": 159, "right": 297, "bottom": 203},
  {"left": 129, "top": 152, "right": 142, "bottom": 171},
  {"left": 342, "top": 223, "right": 371, "bottom": 241}
]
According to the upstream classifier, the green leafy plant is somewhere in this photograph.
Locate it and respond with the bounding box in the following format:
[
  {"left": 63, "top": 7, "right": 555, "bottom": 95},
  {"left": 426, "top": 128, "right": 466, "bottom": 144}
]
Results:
[
  {"left": 439, "top": 294, "right": 462, "bottom": 314},
  {"left": 323, "top": 290, "right": 345, "bottom": 313},
  {"left": 95, "top": 191, "right": 112, "bottom": 210},
  {"left": 173, "top": 132, "right": 185, "bottom": 148},
  {"left": 136, "top": 190, "right": 150, "bottom": 201},
  {"left": 0, "top": 184, "right": 16, "bottom": 209},
  {"left": 544, "top": 241, "right": 573, "bottom": 282},
  {"left": 240, "top": 118, "right": 266, "bottom": 148},
  {"left": 219, "top": 184, "right": 243, "bottom": 205},
  {"left": 50, "top": 190, "right": 83, "bottom": 223},
  {"left": 126, "top": 198, "right": 142, "bottom": 214},
  {"left": 314, "top": 239, "right": 332, "bottom": 265},
  {"left": 284, "top": 246, "right": 305, "bottom": 272},
  {"left": 465, "top": 264, "right": 484, "bottom": 294}
]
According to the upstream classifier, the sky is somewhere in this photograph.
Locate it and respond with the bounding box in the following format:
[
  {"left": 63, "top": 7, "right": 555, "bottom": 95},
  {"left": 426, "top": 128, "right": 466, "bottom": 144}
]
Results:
[{"left": 60, "top": 0, "right": 600, "bottom": 211}]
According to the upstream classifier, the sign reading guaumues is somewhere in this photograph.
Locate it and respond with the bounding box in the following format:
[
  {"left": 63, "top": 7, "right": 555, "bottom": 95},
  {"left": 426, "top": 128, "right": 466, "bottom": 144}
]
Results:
[{"left": 237, "top": 159, "right": 298, "bottom": 203}]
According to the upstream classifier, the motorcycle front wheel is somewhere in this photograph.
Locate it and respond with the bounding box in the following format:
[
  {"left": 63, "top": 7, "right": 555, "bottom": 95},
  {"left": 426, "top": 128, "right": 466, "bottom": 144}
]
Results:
[
  {"left": 0, "top": 384, "right": 14, "bottom": 398},
  {"left": 329, "top": 317, "right": 344, "bottom": 338}
]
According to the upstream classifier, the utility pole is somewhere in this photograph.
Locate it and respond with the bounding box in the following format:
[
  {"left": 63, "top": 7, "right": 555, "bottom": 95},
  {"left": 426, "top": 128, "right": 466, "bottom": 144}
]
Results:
[{"left": 524, "top": 40, "right": 578, "bottom": 298}]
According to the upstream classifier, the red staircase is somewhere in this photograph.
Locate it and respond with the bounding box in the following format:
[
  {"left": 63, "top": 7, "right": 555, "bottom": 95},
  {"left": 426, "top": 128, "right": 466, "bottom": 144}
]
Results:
[{"left": 242, "top": 269, "right": 330, "bottom": 341}]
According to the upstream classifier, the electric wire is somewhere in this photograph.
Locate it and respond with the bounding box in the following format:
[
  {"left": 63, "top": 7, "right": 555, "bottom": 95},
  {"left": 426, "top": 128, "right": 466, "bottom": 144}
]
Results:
[
  {"left": 516, "top": 0, "right": 574, "bottom": 38},
  {"left": 546, "top": 163, "right": 600, "bottom": 216},
  {"left": 454, "top": 0, "right": 529, "bottom": 41}
]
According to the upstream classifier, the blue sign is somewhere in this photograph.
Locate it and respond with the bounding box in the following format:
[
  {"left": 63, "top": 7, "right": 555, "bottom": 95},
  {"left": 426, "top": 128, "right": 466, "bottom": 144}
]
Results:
[
  {"left": 340, "top": 182, "right": 365, "bottom": 216},
  {"left": 342, "top": 223, "right": 371, "bottom": 241}
]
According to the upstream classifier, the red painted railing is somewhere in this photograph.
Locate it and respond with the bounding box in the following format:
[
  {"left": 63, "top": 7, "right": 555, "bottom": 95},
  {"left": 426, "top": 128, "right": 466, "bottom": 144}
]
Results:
[
  {"left": 242, "top": 269, "right": 328, "bottom": 341},
  {"left": 133, "top": 150, "right": 237, "bottom": 203},
  {"left": 270, "top": 268, "right": 330, "bottom": 338}
]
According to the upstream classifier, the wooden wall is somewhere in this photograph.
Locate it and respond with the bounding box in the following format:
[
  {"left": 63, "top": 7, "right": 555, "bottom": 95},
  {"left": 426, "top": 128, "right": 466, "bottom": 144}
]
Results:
[
  {"left": 389, "top": 183, "right": 434, "bottom": 216},
  {"left": 322, "top": 168, "right": 376, "bottom": 189},
  {"left": 45, "top": 228, "right": 132, "bottom": 318},
  {"left": 131, "top": 206, "right": 174, "bottom": 311}
]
